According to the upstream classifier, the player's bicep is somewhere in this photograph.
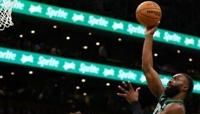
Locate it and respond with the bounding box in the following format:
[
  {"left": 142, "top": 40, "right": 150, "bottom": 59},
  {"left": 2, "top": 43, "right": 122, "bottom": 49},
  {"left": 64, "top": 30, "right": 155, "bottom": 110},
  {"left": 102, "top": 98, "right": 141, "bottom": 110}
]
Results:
[{"left": 144, "top": 67, "right": 164, "bottom": 97}]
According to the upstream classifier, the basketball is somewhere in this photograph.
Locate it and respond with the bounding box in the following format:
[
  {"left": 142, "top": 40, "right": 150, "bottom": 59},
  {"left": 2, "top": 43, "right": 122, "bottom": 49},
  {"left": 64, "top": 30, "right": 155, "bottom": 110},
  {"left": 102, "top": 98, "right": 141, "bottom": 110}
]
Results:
[{"left": 136, "top": 1, "right": 162, "bottom": 27}]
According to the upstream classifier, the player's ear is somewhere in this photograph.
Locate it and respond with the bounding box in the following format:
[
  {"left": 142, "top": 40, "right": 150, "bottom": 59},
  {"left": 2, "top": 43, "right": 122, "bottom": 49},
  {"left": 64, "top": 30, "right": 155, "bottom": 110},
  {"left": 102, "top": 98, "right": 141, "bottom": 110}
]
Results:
[{"left": 182, "top": 85, "right": 189, "bottom": 92}]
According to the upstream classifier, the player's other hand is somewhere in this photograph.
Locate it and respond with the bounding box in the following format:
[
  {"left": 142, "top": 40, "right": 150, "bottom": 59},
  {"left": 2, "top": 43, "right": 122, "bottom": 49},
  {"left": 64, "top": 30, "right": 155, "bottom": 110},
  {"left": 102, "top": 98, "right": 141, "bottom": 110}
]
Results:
[{"left": 117, "top": 82, "right": 141, "bottom": 104}]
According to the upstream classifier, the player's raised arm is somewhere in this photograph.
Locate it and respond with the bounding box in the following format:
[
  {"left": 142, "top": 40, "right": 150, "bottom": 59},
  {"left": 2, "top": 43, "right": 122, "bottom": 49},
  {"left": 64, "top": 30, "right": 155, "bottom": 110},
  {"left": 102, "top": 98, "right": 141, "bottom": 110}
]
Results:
[{"left": 142, "top": 25, "right": 164, "bottom": 98}]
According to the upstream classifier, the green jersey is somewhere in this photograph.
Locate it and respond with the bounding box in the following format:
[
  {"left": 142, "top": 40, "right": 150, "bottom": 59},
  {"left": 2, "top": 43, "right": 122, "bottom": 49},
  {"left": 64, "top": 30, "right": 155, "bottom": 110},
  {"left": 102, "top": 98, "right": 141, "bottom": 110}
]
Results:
[{"left": 153, "top": 95, "right": 183, "bottom": 114}]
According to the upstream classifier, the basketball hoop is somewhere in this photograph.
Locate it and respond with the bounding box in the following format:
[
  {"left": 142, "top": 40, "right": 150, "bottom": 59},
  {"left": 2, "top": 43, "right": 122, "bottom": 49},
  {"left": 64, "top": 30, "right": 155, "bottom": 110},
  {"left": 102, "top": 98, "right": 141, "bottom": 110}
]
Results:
[{"left": 0, "top": 0, "right": 17, "bottom": 31}]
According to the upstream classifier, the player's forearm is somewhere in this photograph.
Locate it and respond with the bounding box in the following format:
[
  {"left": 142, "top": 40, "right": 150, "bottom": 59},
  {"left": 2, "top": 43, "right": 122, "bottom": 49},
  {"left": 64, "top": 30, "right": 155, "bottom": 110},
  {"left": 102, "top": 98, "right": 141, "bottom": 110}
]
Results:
[
  {"left": 131, "top": 102, "right": 143, "bottom": 114},
  {"left": 142, "top": 34, "right": 154, "bottom": 72}
]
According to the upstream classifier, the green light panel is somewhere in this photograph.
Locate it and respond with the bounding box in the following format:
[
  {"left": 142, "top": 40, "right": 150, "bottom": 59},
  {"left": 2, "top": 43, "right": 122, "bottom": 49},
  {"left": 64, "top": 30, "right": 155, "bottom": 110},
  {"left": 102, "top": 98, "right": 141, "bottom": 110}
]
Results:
[
  {"left": 12, "top": 0, "right": 200, "bottom": 50},
  {"left": 0, "top": 47, "right": 199, "bottom": 94}
]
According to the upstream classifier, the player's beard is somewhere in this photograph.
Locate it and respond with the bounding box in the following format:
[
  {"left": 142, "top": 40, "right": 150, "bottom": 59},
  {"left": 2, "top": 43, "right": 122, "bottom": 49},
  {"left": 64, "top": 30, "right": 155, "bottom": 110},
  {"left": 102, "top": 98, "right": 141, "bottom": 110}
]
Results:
[{"left": 165, "top": 85, "right": 180, "bottom": 98}]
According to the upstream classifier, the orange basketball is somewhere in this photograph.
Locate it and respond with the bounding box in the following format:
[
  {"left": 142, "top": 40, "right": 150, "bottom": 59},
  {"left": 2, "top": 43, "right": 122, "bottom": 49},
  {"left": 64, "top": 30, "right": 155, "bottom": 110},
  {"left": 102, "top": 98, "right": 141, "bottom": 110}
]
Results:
[{"left": 136, "top": 1, "right": 162, "bottom": 27}]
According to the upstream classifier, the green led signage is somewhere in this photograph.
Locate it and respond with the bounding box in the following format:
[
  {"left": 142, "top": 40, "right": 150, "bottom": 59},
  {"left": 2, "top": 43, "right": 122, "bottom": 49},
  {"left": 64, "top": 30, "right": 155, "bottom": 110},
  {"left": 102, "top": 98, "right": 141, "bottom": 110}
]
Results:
[
  {"left": 0, "top": 47, "right": 199, "bottom": 94},
  {"left": 12, "top": 0, "right": 200, "bottom": 50}
]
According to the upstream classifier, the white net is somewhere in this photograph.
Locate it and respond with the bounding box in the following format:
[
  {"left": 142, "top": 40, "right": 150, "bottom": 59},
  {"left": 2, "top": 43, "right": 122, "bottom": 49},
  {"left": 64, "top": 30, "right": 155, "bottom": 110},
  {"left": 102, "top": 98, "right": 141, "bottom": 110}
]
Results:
[{"left": 0, "top": 0, "right": 17, "bottom": 31}]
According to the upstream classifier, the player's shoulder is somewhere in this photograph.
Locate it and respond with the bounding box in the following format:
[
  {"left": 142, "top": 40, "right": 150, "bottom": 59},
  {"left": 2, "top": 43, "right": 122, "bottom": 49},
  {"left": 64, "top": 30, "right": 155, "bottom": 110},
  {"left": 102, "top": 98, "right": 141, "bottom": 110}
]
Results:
[{"left": 164, "top": 103, "right": 185, "bottom": 114}]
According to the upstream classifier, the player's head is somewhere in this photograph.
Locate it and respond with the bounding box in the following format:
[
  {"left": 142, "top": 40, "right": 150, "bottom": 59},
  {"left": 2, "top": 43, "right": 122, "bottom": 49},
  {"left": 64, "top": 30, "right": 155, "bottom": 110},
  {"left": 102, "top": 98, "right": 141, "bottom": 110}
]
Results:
[{"left": 165, "top": 73, "right": 193, "bottom": 98}]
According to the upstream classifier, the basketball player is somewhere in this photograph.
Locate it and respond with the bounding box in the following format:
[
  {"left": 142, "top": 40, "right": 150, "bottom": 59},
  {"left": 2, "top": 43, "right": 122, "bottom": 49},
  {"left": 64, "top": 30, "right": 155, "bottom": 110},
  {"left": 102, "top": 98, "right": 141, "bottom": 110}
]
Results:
[{"left": 118, "top": 24, "right": 194, "bottom": 114}]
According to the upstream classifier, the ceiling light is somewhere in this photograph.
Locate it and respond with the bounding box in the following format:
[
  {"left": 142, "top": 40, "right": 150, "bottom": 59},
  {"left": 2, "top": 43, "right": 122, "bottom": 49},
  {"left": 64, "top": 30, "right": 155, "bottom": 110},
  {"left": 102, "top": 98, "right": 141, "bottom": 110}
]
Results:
[
  {"left": 30, "top": 30, "right": 35, "bottom": 34},
  {"left": 29, "top": 71, "right": 33, "bottom": 75},
  {"left": 83, "top": 92, "right": 87, "bottom": 96},
  {"left": 66, "top": 36, "right": 70, "bottom": 40},
  {"left": 154, "top": 53, "right": 158, "bottom": 57},
  {"left": 106, "top": 83, "right": 110, "bottom": 86},
  {"left": 81, "top": 79, "right": 86, "bottom": 83},
  {"left": 189, "top": 58, "right": 193, "bottom": 62},
  {"left": 118, "top": 38, "right": 122, "bottom": 42},
  {"left": 0, "top": 75, "right": 3, "bottom": 79},
  {"left": 11, "top": 72, "right": 15, "bottom": 75},
  {"left": 177, "top": 50, "right": 181, "bottom": 54},
  {"left": 76, "top": 86, "right": 80, "bottom": 90},
  {"left": 96, "top": 42, "right": 100, "bottom": 46},
  {"left": 83, "top": 45, "right": 88, "bottom": 50},
  {"left": 19, "top": 34, "right": 23, "bottom": 38},
  {"left": 88, "top": 32, "right": 92, "bottom": 36},
  {"left": 53, "top": 25, "right": 57, "bottom": 29}
]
